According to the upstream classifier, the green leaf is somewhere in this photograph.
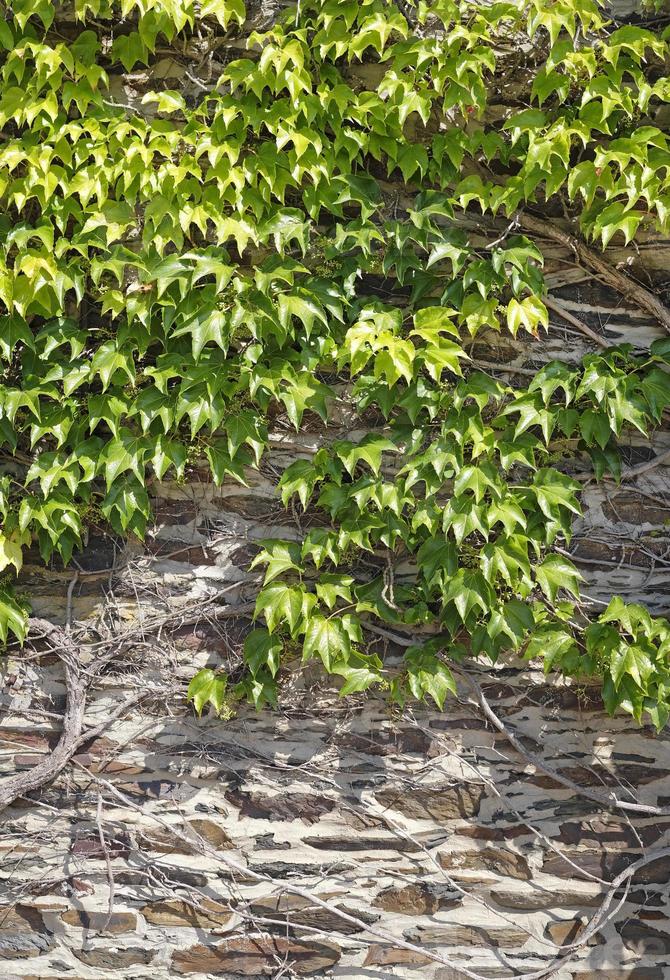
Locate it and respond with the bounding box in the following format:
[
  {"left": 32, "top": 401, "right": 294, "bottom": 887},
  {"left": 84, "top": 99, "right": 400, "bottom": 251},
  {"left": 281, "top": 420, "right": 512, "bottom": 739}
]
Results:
[
  {"left": 255, "top": 582, "right": 315, "bottom": 635},
  {"left": 333, "top": 435, "right": 399, "bottom": 477},
  {"left": 535, "top": 554, "right": 583, "bottom": 602},
  {"left": 302, "top": 613, "right": 351, "bottom": 672},
  {"left": 404, "top": 646, "right": 457, "bottom": 709},
  {"left": 250, "top": 539, "right": 303, "bottom": 585},
  {"left": 0, "top": 587, "right": 29, "bottom": 645},
  {"left": 244, "top": 628, "right": 282, "bottom": 678},
  {"left": 187, "top": 669, "right": 228, "bottom": 715}
]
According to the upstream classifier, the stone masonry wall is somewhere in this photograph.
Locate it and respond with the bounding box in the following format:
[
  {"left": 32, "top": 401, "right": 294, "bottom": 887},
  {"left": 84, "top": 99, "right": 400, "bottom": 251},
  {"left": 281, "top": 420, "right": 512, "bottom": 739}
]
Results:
[
  {"left": 2, "top": 259, "right": 670, "bottom": 977},
  {"left": 2, "top": 2, "right": 670, "bottom": 974}
]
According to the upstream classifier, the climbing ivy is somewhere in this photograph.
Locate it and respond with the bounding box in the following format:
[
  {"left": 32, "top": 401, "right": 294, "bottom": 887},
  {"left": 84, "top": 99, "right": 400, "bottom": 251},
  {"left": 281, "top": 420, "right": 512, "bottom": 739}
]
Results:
[{"left": 1, "top": 0, "right": 670, "bottom": 728}]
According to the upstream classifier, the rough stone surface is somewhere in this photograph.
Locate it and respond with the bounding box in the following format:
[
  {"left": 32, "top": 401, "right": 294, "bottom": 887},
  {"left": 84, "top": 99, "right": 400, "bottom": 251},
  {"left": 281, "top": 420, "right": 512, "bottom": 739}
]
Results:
[{"left": 171, "top": 937, "right": 341, "bottom": 975}]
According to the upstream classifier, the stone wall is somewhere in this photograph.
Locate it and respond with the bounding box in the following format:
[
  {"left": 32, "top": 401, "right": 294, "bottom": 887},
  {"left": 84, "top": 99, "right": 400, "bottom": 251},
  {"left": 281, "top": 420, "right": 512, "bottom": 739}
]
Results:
[
  {"left": 2, "top": 268, "right": 670, "bottom": 976},
  {"left": 2, "top": 586, "right": 670, "bottom": 979},
  {"left": 2, "top": 2, "right": 670, "bottom": 975}
]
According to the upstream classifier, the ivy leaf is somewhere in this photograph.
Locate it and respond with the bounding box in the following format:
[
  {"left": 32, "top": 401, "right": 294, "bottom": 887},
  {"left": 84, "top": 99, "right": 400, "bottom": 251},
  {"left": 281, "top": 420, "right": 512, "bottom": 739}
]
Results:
[
  {"left": 279, "top": 459, "right": 318, "bottom": 509},
  {"left": 531, "top": 469, "right": 582, "bottom": 521},
  {"left": 535, "top": 554, "right": 583, "bottom": 602},
  {"left": 333, "top": 661, "right": 383, "bottom": 696},
  {"left": 255, "top": 582, "right": 315, "bottom": 635},
  {"left": 244, "top": 628, "right": 282, "bottom": 678},
  {"left": 302, "top": 613, "right": 351, "bottom": 672},
  {"left": 250, "top": 539, "right": 303, "bottom": 585},
  {"left": 404, "top": 645, "right": 457, "bottom": 709},
  {"left": 0, "top": 588, "right": 28, "bottom": 645},
  {"left": 333, "top": 435, "right": 398, "bottom": 477},
  {"left": 187, "top": 669, "right": 228, "bottom": 715},
  {"left": 226, "top": 411, "right": 267, "bottom": 466},
  {"left": 0, "top": 528, "right": 30, "bottom": 574}
]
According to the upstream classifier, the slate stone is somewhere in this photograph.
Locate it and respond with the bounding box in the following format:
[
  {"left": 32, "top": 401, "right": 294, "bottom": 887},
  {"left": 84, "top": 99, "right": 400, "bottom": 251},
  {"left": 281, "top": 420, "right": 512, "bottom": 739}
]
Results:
[
  {"left": 73, "top": 947, "right": 155, "bottom": 968},
  {"left": 142, "top": 898, "right": 232, "bottom": 928},
  {"left": 439, "top": 847, "right": 531, "bottom": 880},
  {"left": 225, "top": 789, "right": 335, "bottom": 823},
  {"left": 374, "top": 784, "right": 484, "bottom": 821},
  {"left": 172, "top": 937, "right": 341, "bottom": 975},
  {"left": 618, "top": 920, "right": 670, "bottom": 954},
  {"left": 373, "top": 883, "right": 461, "bottom": 915},
  {"left": 404, "top": 923, "right": 530, "bottom": 947}
]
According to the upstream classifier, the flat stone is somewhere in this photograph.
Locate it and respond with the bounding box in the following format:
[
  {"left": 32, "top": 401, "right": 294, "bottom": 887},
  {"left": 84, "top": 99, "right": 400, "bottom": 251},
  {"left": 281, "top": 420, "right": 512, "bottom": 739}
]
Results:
[
  {"left": 439, "top": 847, "right": 531, "bottom": 880},
  {"left": 558, "top": 819, "right": 667, "bottom": 849},
  {"left": 114, "top": 867, "right": 208, "bottom": 889},
  {"left": 543, "top": 850, "right": 670, "bottom": 883},
  {"left": 61, "top": 910, "right": 137, "bottom": 934},
  {"left": 226, "top": 789, "right": 335, "bottom": 823},
  {"left": 374, "top": 785, "right": 484, "bottom": 821},
  {"left": 373, "top": 883, "right": 461, "bottom": 915},
  {"left": 113, "top": 779, "right": 198, "bottom": 802},
  {"left": 456, "top": 824, "right": 528, "bottom": 842},
  {"left": 70, "top": 834, "right": 131, "bottom": 860},
  {"left": 142, "top": 899, "right": 232, "bottom": 928},
  {"left": 364, "top": 945, "right": 433, "bottom": 967},
  {"left": 618, "top": 921, "right": 670, "bottom": 954},
  {"left": 0, "top": 906, "right": 47, "bottom": 933},
  {"left": 405, "top": 923, "right": 530, "bottom": 948},
  {"left": 573, "top": 971, "right": 665, "bottom": 980},
  {"left": 73, "top": 947, "right": 155, "bottom": 968},
  {"left": 544, "top": 919, "right": 586, "bottom": 944},
  {"left": 172, "top": 937, "right": 341, "bottom": 975},
  {"left": 490, "top": 885, "right": 602, "bottom": 910},
  {"left": 249, "top": 895, "right": 377, "bottom": 934},
  {"left": 0, "top": 933, "right": 53, "bottom": 960},
  {"left": 187, "top": 818, "right": 233, "bottom": 850},
  {"left": 435, "top": 970, "right": 510, "bottom": 979},
  {"left": 339, "top": 729, "right": 434, "bottom": 757}
]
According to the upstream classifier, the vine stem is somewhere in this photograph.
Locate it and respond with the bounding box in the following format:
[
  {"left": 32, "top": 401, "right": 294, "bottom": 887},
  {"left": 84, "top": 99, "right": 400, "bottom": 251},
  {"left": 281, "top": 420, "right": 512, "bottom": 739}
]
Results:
[
  {"left": 456, "top": 669, "right": 670, "bottom": 817},
  {"left": 543, "top": 295, "right": 610, "bottom": 349},
  {"left": 516, "top": 210, "right": 670, "bottom": 335}
]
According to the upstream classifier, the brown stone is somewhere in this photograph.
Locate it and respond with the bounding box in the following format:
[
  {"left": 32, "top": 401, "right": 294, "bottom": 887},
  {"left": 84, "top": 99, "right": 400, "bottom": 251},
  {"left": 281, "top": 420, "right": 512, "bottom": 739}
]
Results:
[
  {"left": 544, "top": 919, "right": 585, "bottom": 944},
  {"left": 543, "top": 850, "right": 670, "bottom": 884},
  {"left": 374, "top": 785, "right": 484, "bottom": 821},
  {"left": 188, "top": 818, "right": 232, "bottom": 850},
  {"left": 73, "top": 947, "right": 154, "bottom": 968},
  {"left": 439, "top": 847, "right": 531, "bottom": 880},
  {"left": 0, "top": 905, "right": 46, "bottom": 933},
  {"left": 138, "top": 818, "right": 231, "bottom": 855},
  {"left": 618, "top": 920, "right": 670, "bottom": 954},
  {"left": 456, "top": 824, "right": 528, "bottom": 841},
  {"left": 364, "top": 945, "right": 433, "bottom": 967},
  {"left": 373, "top": 883, "right": 460, "bottom": 915},
  {"left": 13, "top": 754, "right": 47, "bottom": 768},
  {"left": 573, "top": 971, "right": 664, "bottom": 980},
  {"left": 558, "top": 819, "right": 667, "bottom": 849},
  {"left": 172, "top": 937, "right": 341, "bottom": 975},
  {"left": 70, "top": 834, "right": 131, "bottom": 860},
  {"left": 339, "top": 728, "right": 434, "bottom": 757},
  {"left": 226, "top": 789, "right": 335, "bottom": 823},
  {"left": 436, "top": 970, "right": 509, "bottom": 979},
  {"left": 249, "top": 895, "right": 377, "bottom": 934},
  {"left": 142, "top": 899, "right": 232, "bottom": 928},
  {"left": 601, "top": 491, "right": 669, "bottom": 526},
  {"left": 490, "top": 885, "right": 601, "bottom": 911},
  {"left": 405, "top": 923, "right": 530, "bottom": 947},
  {"left": 61, "top": 910, "right": 137, "bottom": 934},
  {"left": 304, "top": 833, "right": 422, "bottom": 853}
]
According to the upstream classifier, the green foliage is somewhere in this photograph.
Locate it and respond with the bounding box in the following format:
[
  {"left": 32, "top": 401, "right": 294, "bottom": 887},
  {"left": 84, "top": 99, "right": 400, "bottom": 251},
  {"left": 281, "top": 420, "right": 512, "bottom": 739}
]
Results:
[{"left": 1, "top": 0, "right": 670, "bottom": 729}]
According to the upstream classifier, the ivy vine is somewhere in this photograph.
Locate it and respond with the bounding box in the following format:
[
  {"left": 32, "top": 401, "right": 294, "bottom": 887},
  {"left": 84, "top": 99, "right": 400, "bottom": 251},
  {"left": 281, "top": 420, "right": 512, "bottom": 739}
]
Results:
[{"left": 1, "top": 0, "right": 670, "bottom": 727}]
